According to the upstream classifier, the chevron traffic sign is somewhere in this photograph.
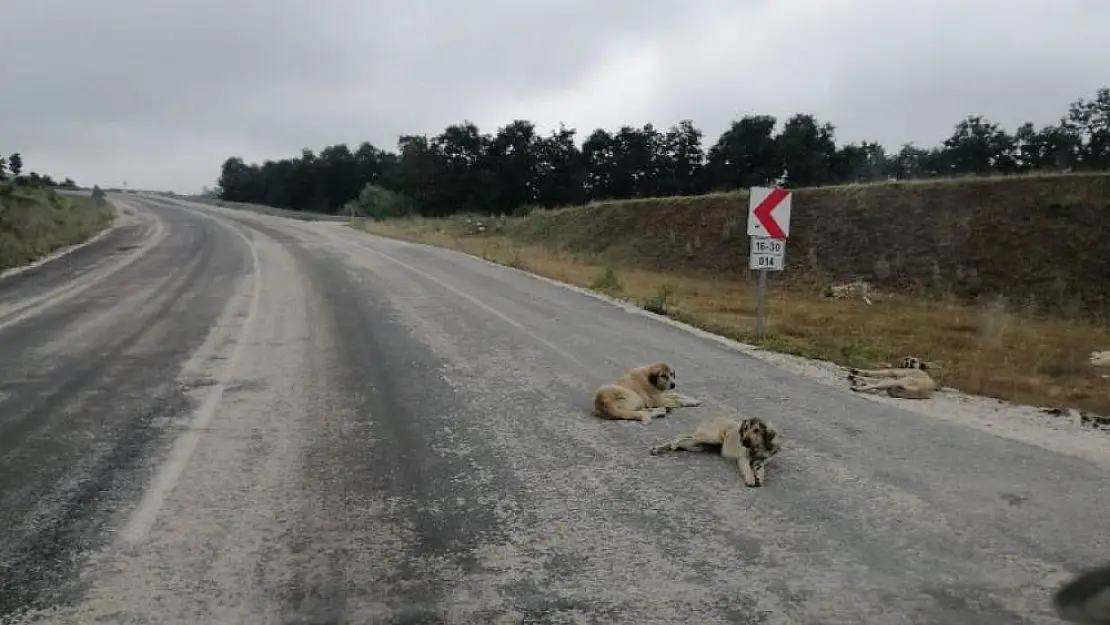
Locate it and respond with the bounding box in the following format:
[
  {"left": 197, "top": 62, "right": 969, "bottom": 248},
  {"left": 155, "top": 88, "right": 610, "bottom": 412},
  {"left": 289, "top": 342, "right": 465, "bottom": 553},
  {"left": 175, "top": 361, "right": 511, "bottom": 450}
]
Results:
[{"left": 746, "top": 186, "right": 792, "bottom": 239}]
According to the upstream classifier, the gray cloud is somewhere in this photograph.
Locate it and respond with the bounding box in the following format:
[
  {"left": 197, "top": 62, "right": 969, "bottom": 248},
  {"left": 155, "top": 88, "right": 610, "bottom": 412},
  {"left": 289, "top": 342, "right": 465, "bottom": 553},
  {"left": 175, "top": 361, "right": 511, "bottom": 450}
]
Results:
[{"left": 1, "top": 0, "right": 1107, "bottom": 192}]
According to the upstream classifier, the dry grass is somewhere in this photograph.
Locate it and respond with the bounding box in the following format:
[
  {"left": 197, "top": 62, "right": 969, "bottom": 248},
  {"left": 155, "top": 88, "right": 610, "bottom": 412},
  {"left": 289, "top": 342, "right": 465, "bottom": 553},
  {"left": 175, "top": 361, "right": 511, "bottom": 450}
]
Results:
[{"left": 357, "top": 215, "right": 1110, "bottom": 415}]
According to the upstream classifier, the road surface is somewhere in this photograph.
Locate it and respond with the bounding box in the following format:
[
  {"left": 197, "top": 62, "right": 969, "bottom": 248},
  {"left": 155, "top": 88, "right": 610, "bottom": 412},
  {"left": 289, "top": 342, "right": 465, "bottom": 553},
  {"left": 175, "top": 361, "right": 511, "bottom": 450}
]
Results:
[{"left": 0, "top": 195, "right": 1105, "bottom": 625}]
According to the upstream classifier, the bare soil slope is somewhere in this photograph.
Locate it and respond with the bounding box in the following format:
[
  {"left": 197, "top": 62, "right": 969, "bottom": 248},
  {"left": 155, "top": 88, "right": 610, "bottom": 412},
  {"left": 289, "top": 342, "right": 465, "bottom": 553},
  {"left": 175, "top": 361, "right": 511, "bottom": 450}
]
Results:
[{"left": 512, "top": 172, "right": 1110, "bottom": 317}]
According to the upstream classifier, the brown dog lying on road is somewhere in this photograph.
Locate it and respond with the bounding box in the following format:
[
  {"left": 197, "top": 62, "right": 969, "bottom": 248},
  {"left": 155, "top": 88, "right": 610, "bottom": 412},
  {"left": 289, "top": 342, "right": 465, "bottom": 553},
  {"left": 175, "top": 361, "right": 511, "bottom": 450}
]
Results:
[
  {"left": 593, "top": 361, "right": 702, "bottom": 423},
  {"left": 649, "top": 415, "right": 782, "bottom": 487}
]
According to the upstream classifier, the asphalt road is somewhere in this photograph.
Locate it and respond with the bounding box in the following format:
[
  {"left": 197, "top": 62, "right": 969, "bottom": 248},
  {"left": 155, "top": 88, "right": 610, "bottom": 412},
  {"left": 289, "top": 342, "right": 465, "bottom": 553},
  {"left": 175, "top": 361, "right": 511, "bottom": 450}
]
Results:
[{"left": 0, "top": 195, "right": 1106, "bottom": 625}]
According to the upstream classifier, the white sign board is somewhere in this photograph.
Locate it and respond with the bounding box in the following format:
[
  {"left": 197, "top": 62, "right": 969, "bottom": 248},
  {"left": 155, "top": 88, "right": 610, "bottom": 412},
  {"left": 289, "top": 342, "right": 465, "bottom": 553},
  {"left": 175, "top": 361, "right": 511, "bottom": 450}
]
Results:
[
  {"left": 749, "top": 236, "right": 786, "bottom": 271},
  {"left": 747, "top": 186, "right": 792, "bottom": 239}
]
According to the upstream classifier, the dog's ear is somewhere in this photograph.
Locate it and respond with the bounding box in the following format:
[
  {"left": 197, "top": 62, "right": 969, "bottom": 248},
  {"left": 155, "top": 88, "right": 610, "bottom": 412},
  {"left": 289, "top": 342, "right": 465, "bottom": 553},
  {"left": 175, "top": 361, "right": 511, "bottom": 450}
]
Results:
[{"left": 647, "top": 370, "right": 660, "bottom": 386}]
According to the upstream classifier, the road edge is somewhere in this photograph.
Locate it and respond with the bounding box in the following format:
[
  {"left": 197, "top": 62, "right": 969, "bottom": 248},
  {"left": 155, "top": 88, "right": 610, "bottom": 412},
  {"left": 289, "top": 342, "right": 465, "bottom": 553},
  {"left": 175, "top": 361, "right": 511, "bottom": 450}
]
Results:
[{"left": 347, "top": 226, "right": 1110, "bottom": 454}]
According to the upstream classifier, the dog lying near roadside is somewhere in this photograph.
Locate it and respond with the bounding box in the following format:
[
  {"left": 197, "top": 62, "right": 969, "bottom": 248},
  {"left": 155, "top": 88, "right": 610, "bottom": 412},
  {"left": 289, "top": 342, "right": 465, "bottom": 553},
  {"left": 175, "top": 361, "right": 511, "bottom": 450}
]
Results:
[
  {"left": 593, "top": 361, "right": 702, "bottom": 423},
  {"left": 823, "top": 279, "right": 875, "bottom": 305},
  {"left": 847, "top": 356, "right": 937, "bottom": 399},
  {"left": 649, "top": 416, "right": 782, "bottom": 487}
]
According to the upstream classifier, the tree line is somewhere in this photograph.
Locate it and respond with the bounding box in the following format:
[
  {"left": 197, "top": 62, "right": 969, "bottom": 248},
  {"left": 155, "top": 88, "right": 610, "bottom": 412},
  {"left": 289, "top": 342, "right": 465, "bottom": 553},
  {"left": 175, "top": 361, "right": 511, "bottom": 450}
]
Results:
[
  {"left": 215, "top": 87, "right": 1110, "bottom": 218},
  {"left": 0, "top": 152, "right": 78, "bottom": 189}
]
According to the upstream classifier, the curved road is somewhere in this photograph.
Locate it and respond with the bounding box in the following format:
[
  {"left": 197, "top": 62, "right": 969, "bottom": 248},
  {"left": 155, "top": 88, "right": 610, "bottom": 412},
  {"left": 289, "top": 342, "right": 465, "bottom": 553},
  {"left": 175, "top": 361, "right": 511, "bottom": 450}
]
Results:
[{"left": 0, "top": 195, "right": 1105, "bottom": 624}]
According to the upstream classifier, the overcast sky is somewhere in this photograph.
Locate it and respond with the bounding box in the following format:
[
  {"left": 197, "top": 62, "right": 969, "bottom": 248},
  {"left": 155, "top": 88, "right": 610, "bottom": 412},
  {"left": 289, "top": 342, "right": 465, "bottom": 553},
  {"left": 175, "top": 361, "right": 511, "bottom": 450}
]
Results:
[{"left": 1, "top": 0, "right": 1107, "bottom": 193}]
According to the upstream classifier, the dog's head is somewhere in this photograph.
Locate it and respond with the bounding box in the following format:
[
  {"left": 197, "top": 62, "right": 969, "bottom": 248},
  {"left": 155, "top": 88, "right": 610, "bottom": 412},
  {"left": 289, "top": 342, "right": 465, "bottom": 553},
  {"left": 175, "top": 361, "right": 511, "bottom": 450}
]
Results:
[
  {"left": 644, "top": 362, "right": 677, "bottom": 391},
  {"left": 898, "top": 356, "right": 926, "bottom": 370},
  {"left": 740, "top": 417, "right": 781, "bottom": 460}
]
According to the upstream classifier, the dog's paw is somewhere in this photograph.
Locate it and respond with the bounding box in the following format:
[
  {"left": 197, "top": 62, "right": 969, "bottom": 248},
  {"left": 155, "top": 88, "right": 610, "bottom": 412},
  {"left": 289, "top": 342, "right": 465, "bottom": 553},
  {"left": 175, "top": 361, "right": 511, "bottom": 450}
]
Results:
[
  {"left": 648, "top": 445, "right": 667, "bottom": 456},
  {"left": 685, "top": 398, "right": 703, "bottom": 407},
  {"left": 651, "top": 407, "right": 668, "bottom": 418},
  {"left": 745, "top": 478, "right": 763, "bottom": 488}
]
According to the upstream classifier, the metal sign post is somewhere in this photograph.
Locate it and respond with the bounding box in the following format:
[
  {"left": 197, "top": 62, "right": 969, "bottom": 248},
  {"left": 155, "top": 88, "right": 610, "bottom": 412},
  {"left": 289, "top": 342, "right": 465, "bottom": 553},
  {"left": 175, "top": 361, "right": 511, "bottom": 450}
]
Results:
[{"left": 747, "top": 187, "right": 792, "bottom": 338}]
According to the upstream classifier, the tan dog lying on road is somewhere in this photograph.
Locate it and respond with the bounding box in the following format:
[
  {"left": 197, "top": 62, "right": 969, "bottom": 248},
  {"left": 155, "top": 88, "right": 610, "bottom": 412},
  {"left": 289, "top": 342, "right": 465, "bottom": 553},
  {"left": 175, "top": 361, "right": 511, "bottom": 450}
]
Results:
[
  {"left": 593, "top": 361, "right": 702, "bottom": 423},
  {"left": 847, "top": 356, "right": 937, "bottom": 399},
  {"left": 649, "top": 416, "right": 782, "bottom": 487}
]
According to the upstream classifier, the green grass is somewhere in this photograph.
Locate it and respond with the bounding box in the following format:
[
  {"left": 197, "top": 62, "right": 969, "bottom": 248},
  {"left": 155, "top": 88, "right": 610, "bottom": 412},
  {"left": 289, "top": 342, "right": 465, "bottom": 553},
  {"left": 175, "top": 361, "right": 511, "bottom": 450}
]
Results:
[{"left": 0, "top": 185, "right": 116, "bottom": 273}]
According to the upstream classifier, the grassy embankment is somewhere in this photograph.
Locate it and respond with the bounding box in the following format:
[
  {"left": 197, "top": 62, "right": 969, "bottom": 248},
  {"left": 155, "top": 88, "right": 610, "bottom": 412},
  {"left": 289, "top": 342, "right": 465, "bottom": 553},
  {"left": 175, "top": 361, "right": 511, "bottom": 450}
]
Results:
[
  {"left": 357, "top": 172, "right": 1110, "bottom": 415},
  {"left": 0, "top": 185, "right": 116, "bottom": 273}
]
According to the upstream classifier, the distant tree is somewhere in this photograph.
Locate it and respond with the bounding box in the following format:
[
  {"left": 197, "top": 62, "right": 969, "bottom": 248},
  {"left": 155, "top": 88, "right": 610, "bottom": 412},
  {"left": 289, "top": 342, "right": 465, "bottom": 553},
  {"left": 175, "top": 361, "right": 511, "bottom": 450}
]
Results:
[
  {"left": 581, "top": 128, "right": 618, "bottom": 201},
  {"left": 705, "top": 115, "right": 781, "bottom": 191},
  {"left": 941, "top": 115, "right": 1017, "bottom": 175},
  {"left": 487, "top": 119, "right": 541, "bottom": 214},
  {"left": 0, "top": 155, "right": 7, "bottom": 181},
  {"left": 209, "top": 84, "right": 1110, "bottom": 217},
  {"left": 830, "top": 141, "right": 889, "bottom": 183},
  {"left": 662, "top": 120, "right": 708, "bottom": 196},
  {"left": 91, "top": 185, "right": 107, "bottom": 205},
  {"left": 8, "top": 153, "right": 22, "bottom": 177},
  {"left": 1012, "top": 122, "right": 1080, "bottom": 171},
  {"left": 380, "top": 134, "right": 444, "bottom": 215},
  {"left": 318, "top": 143, "right": 361, "bottom": 211},
  {"left": 608, "top": 124, "right": 662, "bottom": 199},
  {"left": 1063, "top": 87, "right": 1110, "bottom": 169},
  {"left": 533, "top": 124, "right": 586, "bottom": 208},
  {"left": 886, "top": 144, "right": 947, "bottom": 179},
  {"left": 431, "top": 121, "right": 494, "bottom": 215},
  {"left": 775, "top": 113, "right": 838, "bottom": 187},
  {"left": 216, "top": 156, "right": 258, "bottom": 203}
]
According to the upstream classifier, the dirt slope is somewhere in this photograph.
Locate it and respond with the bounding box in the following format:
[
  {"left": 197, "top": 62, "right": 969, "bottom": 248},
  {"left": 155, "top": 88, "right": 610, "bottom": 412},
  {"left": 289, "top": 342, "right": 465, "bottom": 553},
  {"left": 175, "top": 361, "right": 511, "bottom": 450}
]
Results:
[{"left": 510, "top": 172, "right": 1110, "bottom": 317}]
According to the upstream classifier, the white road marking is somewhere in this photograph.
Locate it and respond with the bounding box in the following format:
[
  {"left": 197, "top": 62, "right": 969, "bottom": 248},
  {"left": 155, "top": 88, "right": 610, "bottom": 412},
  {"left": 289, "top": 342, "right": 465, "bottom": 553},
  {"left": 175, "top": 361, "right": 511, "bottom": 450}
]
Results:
[{"left": 118, "top": 215, "right": 263, "bottom": 544}]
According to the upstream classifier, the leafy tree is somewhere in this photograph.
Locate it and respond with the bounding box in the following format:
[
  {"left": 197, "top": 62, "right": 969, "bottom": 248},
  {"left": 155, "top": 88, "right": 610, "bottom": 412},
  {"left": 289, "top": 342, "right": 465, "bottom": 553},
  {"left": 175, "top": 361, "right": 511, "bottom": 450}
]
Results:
[
  {"left": 487, "top": 119, "right": 541, "bottom": 213},
  {"left": 581, "top": 128, "right": 618, "bottom": 201},
  {"left": 705, "top": 115, "right": 781, "bottom": 191},
  {"left": 432, "top": 121, "right": 495, "bottom": 215},
  {"left": 210, "top": 85, "right": 1110, "bottom": 218},
  {"left": 8, "top": 153, "right": 22, "bottom": 177},
  {"left": 1013, "top": 122, "right": 1080, "bottom": 171},
  {"left": 662, "top": 120, "right": 708, "bottom": 196},
  {"left": 216, "top": 157, "right": 258, "bottom": 203},
  {"left": 942, "top": 115, "right": 1017, "bottom": 175},
  {"left": 887, "top": 144, "right": 947, "bottom": 179},
  {"left": 1063, "top": 87, "right": 1110, "bottom": 169},
  {"left": 831, "top": 142, "right": 889, "bottom": 183},
  {"left": 533, "top": 124, "right": 586, "bottom": 208},
  {"left": 775, "top": 113, "right": 838, "bottom": 187}
]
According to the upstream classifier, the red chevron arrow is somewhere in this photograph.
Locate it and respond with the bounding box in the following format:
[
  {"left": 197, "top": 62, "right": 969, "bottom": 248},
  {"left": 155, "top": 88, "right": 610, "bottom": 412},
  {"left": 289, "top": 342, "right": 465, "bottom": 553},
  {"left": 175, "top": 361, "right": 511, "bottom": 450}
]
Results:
[{"left": 752, "top": 188, "right": 789, "bottom": 239}]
